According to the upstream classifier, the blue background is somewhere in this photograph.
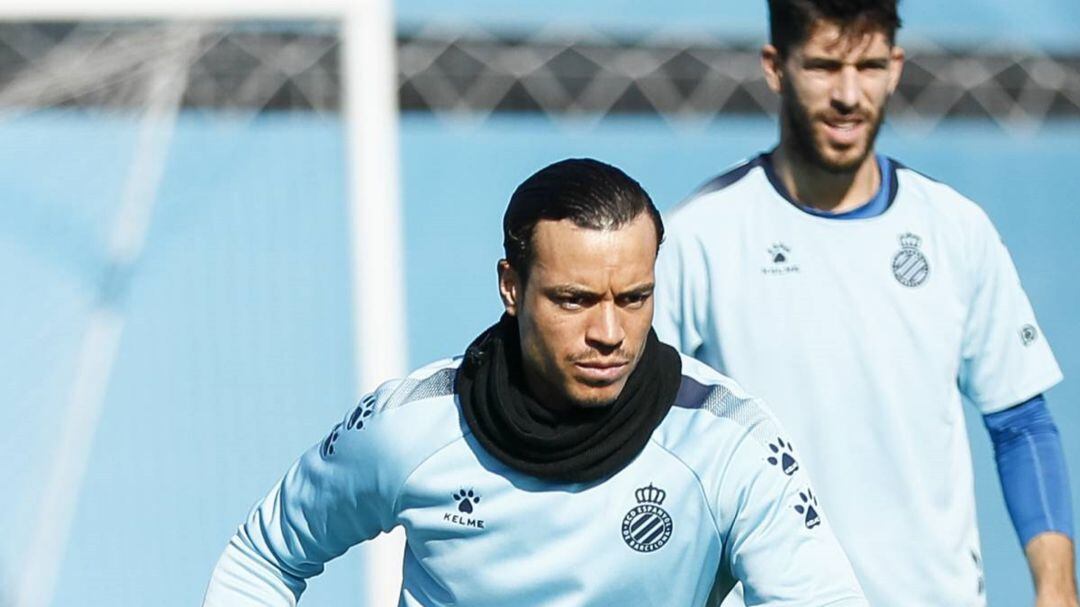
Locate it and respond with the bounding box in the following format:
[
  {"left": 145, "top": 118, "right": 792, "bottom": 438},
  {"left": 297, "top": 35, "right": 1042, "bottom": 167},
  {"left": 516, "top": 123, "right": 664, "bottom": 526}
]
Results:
[{"left": 398, "top": 0, "right": 1080, "bottom": 51}]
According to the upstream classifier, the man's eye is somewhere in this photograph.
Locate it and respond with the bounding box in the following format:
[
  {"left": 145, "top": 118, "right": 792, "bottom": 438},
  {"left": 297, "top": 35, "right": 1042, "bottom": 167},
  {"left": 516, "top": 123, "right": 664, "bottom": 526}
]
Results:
[{"left": 559, "top": 296, "right": 584, "bottom": 309}]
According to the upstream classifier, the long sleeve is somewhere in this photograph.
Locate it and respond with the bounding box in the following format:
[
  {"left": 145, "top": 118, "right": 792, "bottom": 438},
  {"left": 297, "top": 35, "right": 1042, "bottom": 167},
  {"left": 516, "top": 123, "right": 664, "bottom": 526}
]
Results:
[
  {"left": 716, "top": 414, "right": 867, "bottom": 606},
  {"left": 204, "top": 392, "right": 400, "bottom": 606}
]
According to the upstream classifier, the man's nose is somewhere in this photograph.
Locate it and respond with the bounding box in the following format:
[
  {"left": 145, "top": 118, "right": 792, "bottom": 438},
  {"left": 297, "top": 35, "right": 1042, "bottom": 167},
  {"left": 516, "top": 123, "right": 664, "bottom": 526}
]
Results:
[
  {"left": 585, "top": 302, "right": 625, "bottom": 350},
  {"left": 831, "top": 66, "right": 860, "bottom": 111}
]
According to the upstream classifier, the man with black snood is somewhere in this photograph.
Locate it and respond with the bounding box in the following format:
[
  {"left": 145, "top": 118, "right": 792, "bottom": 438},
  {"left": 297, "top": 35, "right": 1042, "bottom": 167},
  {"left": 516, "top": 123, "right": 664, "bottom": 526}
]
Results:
[{"left": 204, "top": 158, "right": 866, "bottom": 606}]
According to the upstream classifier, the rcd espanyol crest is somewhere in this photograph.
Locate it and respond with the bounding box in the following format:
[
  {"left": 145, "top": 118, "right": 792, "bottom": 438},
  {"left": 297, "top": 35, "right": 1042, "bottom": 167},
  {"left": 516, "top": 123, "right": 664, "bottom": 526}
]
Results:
[
  {"left": 892, "top": 233, "right": 930, "bottom": 287},
  {"left": 622, "top": 483, "right": 673, "bottom": 553}
]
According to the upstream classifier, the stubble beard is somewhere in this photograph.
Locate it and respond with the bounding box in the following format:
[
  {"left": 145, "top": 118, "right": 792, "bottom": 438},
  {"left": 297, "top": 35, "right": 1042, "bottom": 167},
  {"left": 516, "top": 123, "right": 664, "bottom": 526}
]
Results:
[
  {"left": 562, "top": 345, "right": 642, "bottom": 409},
  {"left": 782, "top": 84, "right": 886, "bottom": 175}
]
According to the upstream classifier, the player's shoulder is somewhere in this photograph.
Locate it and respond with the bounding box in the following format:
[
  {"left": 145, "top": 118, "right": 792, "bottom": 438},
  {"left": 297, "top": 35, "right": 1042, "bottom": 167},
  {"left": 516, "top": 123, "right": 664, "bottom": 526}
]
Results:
[
  {"left": 370, "top": 357, "right": 461, "bottom": 415},
  {"left": 321, "top": 357, "right": 466, "bottom": 464},
  {"left": 666, "top": 155, "right": 769, "bottom": 227},
  {"left": 674, "top": 354, "right": 758, "bottom": 406},
  {"left": 654, "top": 355, "right": 785, "bottom": 457},
  {"left": 891, "top": 157, "right": 995, "bottom": 227}
]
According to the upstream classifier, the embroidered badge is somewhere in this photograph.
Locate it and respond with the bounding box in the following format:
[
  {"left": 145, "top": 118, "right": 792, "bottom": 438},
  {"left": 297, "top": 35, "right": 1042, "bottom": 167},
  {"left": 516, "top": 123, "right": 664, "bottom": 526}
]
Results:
[
  {"left": 622, "top": 484, "right": 674, "bottom": 553},
  {"left": 892, "top": 233, "right": 930, "bottom": 287}
]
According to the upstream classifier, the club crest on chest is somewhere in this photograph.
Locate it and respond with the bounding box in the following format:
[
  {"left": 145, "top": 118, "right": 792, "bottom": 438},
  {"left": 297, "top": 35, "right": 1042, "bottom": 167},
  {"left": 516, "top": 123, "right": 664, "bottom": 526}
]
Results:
[
  {"left": 621, "top": 483, "right": 674, "bottom": 553},
  {"left": 892, "top": 233, "right": 930, "bottom": 287}
]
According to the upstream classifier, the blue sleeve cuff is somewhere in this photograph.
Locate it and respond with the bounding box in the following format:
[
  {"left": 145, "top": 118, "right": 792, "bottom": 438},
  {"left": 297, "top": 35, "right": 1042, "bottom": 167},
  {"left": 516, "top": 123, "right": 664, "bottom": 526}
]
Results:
[{"left": 983, "top": 394, "right": 1074, "bottom": 546}]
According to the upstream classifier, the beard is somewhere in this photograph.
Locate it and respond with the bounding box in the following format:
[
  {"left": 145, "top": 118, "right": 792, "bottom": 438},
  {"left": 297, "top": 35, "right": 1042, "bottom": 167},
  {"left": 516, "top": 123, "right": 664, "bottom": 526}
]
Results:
[
  {"left": 781, "top": 83, "right": 886, "bottom": 175},
  {"left": 563, "top": 352, "right": 636, "bottom": 408}
]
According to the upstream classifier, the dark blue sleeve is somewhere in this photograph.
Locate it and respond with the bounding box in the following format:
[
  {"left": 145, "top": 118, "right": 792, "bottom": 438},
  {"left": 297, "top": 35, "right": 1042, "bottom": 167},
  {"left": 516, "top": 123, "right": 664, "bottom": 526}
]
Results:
[{"left": 983, "top": 394, "right": 1074, "bottom": 547}]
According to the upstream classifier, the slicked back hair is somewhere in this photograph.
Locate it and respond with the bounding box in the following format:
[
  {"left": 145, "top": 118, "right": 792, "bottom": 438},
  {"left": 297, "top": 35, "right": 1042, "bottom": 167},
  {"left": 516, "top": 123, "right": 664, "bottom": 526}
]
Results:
[
  {"left": 768, "top": 0, "right": 902, "bottom": 57},
  {"left": 502, "top": 158, "right": 664, "bottom": 286}
]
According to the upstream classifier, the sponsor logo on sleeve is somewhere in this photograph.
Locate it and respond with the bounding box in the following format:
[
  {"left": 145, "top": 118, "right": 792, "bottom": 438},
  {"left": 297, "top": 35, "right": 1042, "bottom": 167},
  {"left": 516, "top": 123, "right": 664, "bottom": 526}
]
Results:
[
  {"left": 793, "top": 488, "right": 821, "bottom": 530},
  {"left": 766, "top": 436, "right": 799, "bottom": 476},
  {"left": 320, "top": 394, "right": 379, "bottom": 458},
  {"left": 1019, "top": 324, "right": 1039, "bottom": 346},
  {"left": 320, "top": 423, "right": 342, "bottom": 458},
  {"left": 346, "top": 394, "right": 377, "bottom": 430}
]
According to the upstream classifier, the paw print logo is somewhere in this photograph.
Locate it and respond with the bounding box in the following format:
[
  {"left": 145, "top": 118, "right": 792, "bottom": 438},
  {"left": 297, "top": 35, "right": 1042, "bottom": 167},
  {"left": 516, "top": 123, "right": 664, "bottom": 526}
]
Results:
[
  {"left": 767, "top": 436, "right": 799, "bottom": 476},
  {"left": 346, "top": 395, "right": 377, "bottom": 431},
  {"left": 453, "top": 489, "right": 481, "bottom": 513},
  {"left": 794, "top": 489, "right": 820, "bottom": 529},
  {"left": 320, "top": 423, "right": 342, "bottom": 458}
]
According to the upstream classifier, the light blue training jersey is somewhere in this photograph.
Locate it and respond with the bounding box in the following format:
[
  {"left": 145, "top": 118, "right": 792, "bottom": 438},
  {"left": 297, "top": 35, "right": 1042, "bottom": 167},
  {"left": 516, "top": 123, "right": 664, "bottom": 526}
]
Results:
[
  {"left": 204, "top": 354, "right": 866, "bottom": 606},
  {"left": 654, "top": 154, "right": 1063, "bottom": 607}
]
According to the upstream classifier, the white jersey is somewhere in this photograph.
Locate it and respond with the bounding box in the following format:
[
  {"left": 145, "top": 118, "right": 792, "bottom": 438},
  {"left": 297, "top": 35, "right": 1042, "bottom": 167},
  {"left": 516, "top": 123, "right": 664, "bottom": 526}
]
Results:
[
  {"left": 655, "top": 154, "right": 1063, "bottom": 607},
  {"left": 204, "top": 354, "right": 866, "bottom": 607}
]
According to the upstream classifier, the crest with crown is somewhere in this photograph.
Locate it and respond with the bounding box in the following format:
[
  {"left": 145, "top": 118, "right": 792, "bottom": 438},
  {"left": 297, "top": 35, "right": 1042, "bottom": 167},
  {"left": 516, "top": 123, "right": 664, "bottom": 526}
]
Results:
[
  {"left": 635, "top": 483, "right": 666, "bottom": 506},
  {"left": 899, "top": 233, "right": 922, "bottom": 249}
]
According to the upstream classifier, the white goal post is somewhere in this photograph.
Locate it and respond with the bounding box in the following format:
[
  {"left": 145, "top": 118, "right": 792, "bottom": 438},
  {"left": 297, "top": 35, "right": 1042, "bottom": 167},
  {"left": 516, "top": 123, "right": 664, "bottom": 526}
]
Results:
[{"left": 2, "top": 2, "right": 407, "bottom": 606}]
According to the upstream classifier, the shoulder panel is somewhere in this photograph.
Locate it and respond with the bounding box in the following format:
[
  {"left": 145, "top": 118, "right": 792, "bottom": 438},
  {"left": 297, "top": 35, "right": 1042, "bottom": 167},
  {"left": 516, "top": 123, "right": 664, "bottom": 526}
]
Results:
[
  {"left": 693, "top": 155, "right": 765, "bottom": 197},
  {"left": 327, "top": 361, "right": 461, "bottom": 457},
  {"left": 673, "top": 372, "right": 779, "bottom": 451},
  {"left": 379, "top": 366, "right": 457, "bottom": 412},
  {"left": 893, "top": 159, "right": 985, "bottom": 213}
]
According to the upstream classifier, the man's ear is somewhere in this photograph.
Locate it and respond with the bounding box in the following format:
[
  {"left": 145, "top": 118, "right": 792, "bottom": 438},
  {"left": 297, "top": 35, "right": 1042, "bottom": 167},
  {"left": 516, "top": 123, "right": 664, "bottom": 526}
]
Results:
[
  {"left": 761, "top": 43, "right": 784, "bottom": 94},
  {"left": 497, "top": 260, "right": 521, "bottom": 316}
]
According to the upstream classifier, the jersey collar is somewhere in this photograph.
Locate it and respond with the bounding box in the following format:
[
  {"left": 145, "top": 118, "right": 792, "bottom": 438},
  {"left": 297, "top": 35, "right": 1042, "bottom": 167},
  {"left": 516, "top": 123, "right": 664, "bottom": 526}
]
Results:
[{"left": 759, "top": 151, "right": 899, "bottom": 220}]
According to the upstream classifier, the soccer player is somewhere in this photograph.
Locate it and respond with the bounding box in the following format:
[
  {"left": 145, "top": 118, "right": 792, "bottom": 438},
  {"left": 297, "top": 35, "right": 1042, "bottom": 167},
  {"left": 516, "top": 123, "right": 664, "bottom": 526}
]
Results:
[
  {"left": 654, "top": 1, "right": 1076, "bottom": 606},
  {"left": 203, "top": 158, "right": 867, "bottom": 606}
]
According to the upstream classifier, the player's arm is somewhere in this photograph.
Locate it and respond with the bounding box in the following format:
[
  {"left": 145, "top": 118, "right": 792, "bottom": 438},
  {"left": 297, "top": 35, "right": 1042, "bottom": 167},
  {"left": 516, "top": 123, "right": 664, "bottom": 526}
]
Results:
[
  {"left": 983, "top": 395, "right": 1077, "bottom": 607},
  {"left": 958, "top": 211, "right": 1071, "bottom": 605},
  {"left": 203, "top": 392, "right": 398, "bottom": 606},
  {"left": 1028, "top": 534, "right": 1078, "bottom": 607},
  {"left": 714, "top": 415, "right": 867, "bottom": 606}
]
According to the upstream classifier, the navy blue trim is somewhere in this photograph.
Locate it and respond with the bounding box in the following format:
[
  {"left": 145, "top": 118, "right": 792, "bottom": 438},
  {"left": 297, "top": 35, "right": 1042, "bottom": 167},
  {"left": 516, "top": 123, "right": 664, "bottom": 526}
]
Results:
[
  {"left": 692, "top": 156, "right": 765, "bottom": 197},
  {"left": 760, "top": 152, "right": 900, "bottom": 220},
  {"left": 670, "top": 375, "right": 781, "bottom": 451},
  {"left": 760, "top": 151, "right": 799, "bottom": 207},
  {"left": 673, "top": 376, "right": 712, "bottom": 410},
  {"left": 885, "top": 156, "right": 901, "bottom": 207},
  {"left": 890, "top": 158, "right": 942, "bottom": 187}
]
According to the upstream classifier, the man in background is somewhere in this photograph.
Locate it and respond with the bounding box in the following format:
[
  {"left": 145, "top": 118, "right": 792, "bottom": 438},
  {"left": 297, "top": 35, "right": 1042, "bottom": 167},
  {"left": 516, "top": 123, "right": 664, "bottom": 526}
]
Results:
[{"left": 655, "top": 0, "right": 1076, "bottom": 605}]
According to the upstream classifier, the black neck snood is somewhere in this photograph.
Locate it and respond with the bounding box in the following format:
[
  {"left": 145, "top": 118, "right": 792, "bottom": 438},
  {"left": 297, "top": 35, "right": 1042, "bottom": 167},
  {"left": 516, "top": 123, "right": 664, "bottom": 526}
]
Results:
[{"left": 456, "top": 314, "right": 682, "bottom": 484}]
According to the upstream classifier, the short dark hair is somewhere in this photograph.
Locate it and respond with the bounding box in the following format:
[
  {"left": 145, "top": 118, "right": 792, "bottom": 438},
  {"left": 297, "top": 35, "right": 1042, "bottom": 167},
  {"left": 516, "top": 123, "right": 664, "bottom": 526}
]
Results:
[
  {"left": 768, "top": 0, "right": 902, "bottom": 57},
  {"left": 503, "top": 158, "right": 663, "bottom": 284}
]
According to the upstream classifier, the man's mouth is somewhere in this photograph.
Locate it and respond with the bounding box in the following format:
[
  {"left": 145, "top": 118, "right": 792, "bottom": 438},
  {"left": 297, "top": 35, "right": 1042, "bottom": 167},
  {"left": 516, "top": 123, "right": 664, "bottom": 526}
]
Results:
[
  {"left": 573, "top": 361, "right": 630, "bottom": 383},
  {"left": 821, "top": 116, "right": 867, "bottom": 146}
]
